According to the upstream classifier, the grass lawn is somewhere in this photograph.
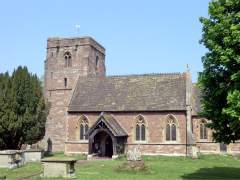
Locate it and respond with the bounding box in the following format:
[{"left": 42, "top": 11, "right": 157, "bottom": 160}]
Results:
[{"left": 1, "top": 154, "right": 240, "bottom": 179}]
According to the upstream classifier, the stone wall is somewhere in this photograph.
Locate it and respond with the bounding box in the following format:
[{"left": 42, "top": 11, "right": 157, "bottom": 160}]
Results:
[
  {"left": 66, "top": 111, "right": 188, "bottom": 155},
  {"left": 193, "top": 117, "right": 219, "bottom": 154},
  {"left": 66, "top": 112, "right": 240, "bottom": 155},
  {"left": 193, "top": 117, "right": 240, "bottom": 154},
  {"left": 43, "top": 37, "right": 106, "bottom": 152},
  {"left": 228, "top": 143, "right": 240, "bottom": 154},
  {"left": 65, "top": 143, "right": 89, "bottom": 155},
  {"left": 126, "top": 144, "right": 186, "bottom": 156}
]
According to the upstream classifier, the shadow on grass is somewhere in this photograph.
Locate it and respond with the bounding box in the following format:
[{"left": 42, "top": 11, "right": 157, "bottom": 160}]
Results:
[{"left": 181, "top": 167, "right": 240, "bottom": 179}]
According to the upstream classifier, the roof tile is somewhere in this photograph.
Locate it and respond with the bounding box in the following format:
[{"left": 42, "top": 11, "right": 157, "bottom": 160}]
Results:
[{"left": 68, "top": 73, "right": 187, "bottom": 112}]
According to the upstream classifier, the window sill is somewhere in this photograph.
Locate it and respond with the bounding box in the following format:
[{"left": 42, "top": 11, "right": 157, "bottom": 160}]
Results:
[
  {"left": 134, "top": 141, "right": 147, "bottom": 144},
  {"left": 199, "top": 139, "right": 208, "bottom": 142}
]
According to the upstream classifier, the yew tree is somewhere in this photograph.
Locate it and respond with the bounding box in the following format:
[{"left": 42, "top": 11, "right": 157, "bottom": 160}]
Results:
[
  {"left": 0, "top": 66, "right": 48, "bottom": 149},
  {"left": 199, "top": 0, "right": 240, "bottom": 144}
]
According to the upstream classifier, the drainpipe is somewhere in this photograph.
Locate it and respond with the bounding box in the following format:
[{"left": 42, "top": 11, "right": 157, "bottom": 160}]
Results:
[{"left": 186, "top": 111, "right": 188, "bottom": 157}]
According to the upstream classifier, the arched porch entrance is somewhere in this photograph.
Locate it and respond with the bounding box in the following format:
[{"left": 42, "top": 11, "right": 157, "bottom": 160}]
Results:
[
  {"left": 87, "top": 113, "right": 128, "bottom": 158},
  {"left": 91, "top": 130, "right": 113, "bottom": 157}
]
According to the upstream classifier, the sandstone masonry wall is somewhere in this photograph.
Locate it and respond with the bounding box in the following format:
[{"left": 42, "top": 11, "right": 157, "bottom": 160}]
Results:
[
  {"left": 66, "top": 112, "right": 188, "bottom": 156},
  {"left": 193, "top": 117, "right": 240, "bottom": 154},
  {"left": 44, "top": 37, "right": 105, "bottom": 151}
]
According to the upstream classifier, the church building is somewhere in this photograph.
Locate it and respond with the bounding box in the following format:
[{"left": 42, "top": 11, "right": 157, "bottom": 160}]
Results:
[{"left": 44, "top": 36, "right": 240, "bottom": 157}]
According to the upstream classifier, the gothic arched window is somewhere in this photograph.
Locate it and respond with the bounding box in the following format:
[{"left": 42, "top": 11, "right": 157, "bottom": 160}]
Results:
[
  {"left": 64, "top": 52, "right": 72, "bottom": 68},
  {"left": 79, "top": 116, "right": 89, "bottom": 140},
  {"left": 135, "top": 115, "right": 146, "bottom": 141},
  {"left": 166, "top": 115, "right": 177, "bottom": 141},
  {"left": 200, "top": 119, "right": 207, "bottom": 140}
]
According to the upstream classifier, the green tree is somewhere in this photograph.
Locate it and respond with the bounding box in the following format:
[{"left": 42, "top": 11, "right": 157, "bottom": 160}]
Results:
[
  {"left": 199, "top": 0, "right": 240, "bottom": 144},
  {"left": 0, "top": 72, "right": 12, "bottom": 149},
  {"left": 0, "top": 66, "right": 48, "bottom": 149}
]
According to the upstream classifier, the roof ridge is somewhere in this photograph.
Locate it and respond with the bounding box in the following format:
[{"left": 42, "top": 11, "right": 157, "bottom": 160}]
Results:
[{"left": 107, "top": 73, "right": 183, "bottom": 78}]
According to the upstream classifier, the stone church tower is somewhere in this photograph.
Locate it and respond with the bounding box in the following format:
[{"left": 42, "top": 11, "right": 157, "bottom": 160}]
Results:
[{"left": 44, "top": 37, "right": 106, "bottom": 151}]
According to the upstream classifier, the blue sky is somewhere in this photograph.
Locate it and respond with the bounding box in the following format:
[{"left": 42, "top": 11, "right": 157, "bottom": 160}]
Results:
[{"left": 0, "top": 0, "right": 210, "bottom": 82}]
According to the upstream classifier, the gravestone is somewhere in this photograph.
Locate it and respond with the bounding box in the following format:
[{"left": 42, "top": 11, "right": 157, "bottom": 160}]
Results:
[
  {"left": 24, "top": 149, "right": 44, "bottom": 162},
  {"left": 191, "top": 145, "right": 199, "bottom": 159},
  {"left": 41, "top": 158, "right": 77, "bottom": 178},
  {"left": 127, "top": 145, "right": 142, "bottom": 161},
  {"left": 120, "top": 146, "right": 147, "bottom": 172},
  {"left": 0, "top": 150, "right": 24, "bottom": 169}
]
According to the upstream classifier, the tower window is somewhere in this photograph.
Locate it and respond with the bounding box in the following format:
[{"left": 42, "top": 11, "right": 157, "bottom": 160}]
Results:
[
  {"left": 64, "top": 78, "right": 67, "bottom": 88},
  {"left": 51, "top": 72, "right": 53, "bottom": 79},
  {"left": 64, "top": 52, "right": 72, "bottom": 68},
  {"left": 56, "top": 46, "right": 60, "bottom": 53},
  {"left": 95, "top": 56, "right": 99, "bottom": 71}
]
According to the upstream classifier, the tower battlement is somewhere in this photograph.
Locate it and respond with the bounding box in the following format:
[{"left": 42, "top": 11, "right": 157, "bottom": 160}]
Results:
[{"left": 47, "top": 36, "right": 105, "bottom": 54}]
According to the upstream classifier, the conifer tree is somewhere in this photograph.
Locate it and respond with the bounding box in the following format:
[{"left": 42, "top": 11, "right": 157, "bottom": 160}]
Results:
[{"left": 0, "top": 66, "right": 48, "bottom": 149}]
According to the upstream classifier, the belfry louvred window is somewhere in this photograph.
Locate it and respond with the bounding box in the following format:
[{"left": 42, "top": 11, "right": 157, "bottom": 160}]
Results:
[{"left": 64, "top": 52, "right": 72, "bottom": 68}]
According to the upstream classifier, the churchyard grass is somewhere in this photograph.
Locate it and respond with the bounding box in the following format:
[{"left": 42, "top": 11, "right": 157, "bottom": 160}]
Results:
[
  {"left": 0, "top": 162, "right": 40, "bottom": 179},
  {"left": 1, "top": 154, "right": 240, "bottom": 179}
]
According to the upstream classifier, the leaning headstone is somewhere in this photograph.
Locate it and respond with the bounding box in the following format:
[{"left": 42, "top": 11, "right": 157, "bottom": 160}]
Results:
[
  {"left": 191, "top": 145, "right": 199, "bottom": 159},
  {"left": 119, "top": 145, "right": 147, "bottom": 172},
  {"left": 46, "top": 138, "right": 53, "bottom": 155},
  {"left": 127, "top": 145, "right": 142, "bottom": 161}
]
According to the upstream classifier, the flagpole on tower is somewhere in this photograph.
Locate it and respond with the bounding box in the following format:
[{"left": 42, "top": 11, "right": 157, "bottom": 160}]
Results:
[{"left": 75, "top": 24, "right": 80, "bottom": 36}]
